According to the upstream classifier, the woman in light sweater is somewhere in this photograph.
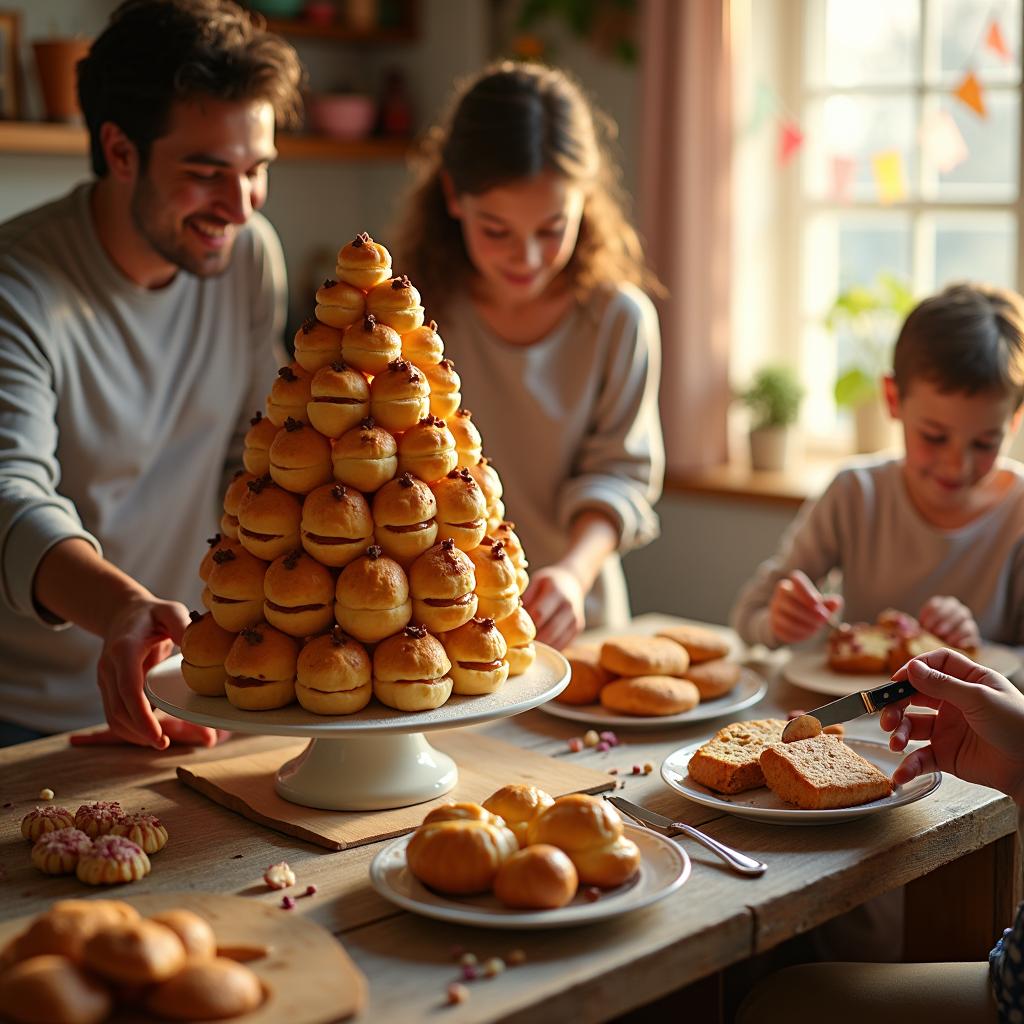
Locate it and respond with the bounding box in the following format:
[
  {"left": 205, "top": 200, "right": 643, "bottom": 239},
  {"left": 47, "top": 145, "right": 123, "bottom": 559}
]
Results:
[{"left": 395, "top": 62, "right": 664, "bottom": 649}]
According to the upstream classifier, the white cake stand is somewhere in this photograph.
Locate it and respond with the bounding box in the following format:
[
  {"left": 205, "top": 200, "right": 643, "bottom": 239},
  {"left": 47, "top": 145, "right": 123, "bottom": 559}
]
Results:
[{"left": 145, "top": 646, "right": 569, "bottom": 812}]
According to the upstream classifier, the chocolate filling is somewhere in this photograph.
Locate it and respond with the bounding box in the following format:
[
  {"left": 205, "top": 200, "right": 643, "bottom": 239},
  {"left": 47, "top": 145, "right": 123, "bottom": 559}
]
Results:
[
  {"left": 209, "top": 595, "right": 251, "bottom": 605},
  {"left": 457, "top": 660, "right": 503, "bottom": 671},
  {"left": 229, "top": 676, "right": 287, "bottom": 688},
  {"left": 240, "top": 528, "right": 284, "bottom": 542},
  {"left": 447, "top": 519, "right": 484, "bottom": 530},
  {"left": 423, "top": 594, "right": 474, "bottom": 608},
  {"left": 311, "top": 396, "right": 363, "bottom": 405},
  {"left": 265, "top": 600, "right": 329, "bottom": 614},
  {"left": 303, "top": 532, "right": 364, "bottom": 545},
  {"left": 384, "top": 521, "right": 433, "bottom": 534}
]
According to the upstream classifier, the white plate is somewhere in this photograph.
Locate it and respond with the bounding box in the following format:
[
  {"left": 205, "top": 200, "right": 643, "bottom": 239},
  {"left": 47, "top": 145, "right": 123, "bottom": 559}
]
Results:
[
  {"left": 783, "top": 642, "right": 1021, "bottom": 697},
  {"left": 538, "top": 668, "right": 767, "bottom": 729},
  {"left": 369, "top": 822, "right": 690, "bottom": 929},
  {"left": 661, "top": 738, "right": 941, "bottom": 825}
]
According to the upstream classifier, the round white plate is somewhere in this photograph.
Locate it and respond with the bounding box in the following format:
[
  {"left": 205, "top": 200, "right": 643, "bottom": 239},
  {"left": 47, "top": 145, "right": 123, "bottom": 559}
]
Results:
[
  {"left": 369, "top": 822, "right": 690, "bottom": 929},
  {"left": 538, "top": 668, "right": 767, "bottom": 729},
  {"left": 661, "top": 738, "right": 941, "bottom": 825},
  {"left": 783, "top": 642, "right": 1021, "bottom": 697}
]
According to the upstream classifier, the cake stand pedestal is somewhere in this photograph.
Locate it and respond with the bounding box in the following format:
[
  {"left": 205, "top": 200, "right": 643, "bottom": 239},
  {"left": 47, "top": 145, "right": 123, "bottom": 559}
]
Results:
[{"left": 146, "top": 646, "right": 569, "bottom": 811}]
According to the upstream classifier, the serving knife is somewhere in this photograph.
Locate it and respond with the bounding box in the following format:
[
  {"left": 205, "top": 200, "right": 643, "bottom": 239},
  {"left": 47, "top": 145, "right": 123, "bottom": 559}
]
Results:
[
  {"left": 780, "top": 678, "right": 917, "bottom": 743},
  {"left": 607, "top": 795, "right": 767, "bottom": 876}
]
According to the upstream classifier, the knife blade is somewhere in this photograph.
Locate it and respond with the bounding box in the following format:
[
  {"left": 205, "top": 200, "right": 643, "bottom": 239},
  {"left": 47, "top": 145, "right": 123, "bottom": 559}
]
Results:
[
  {"left": 781, "top": 678, "right": 917, "bottom": 742},
  {"left": 608, "top": 795, "right": 679, "bottom": 833}
]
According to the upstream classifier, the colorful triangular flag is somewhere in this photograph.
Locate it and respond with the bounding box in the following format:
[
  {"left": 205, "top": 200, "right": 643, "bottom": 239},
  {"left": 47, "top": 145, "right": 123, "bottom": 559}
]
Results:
[
  {"left": 829, "top": 155, "right": 857, "bottom": 203},
  {"left": 920, "top": 108, "right": 968, "bottom": 174},
  {"left": 954, "top": 70, "right": 987, "bottom": 118},
  {"left": 745, "top": 81, "right": 778, "bottom": 137},
  {"left": 986, "top": 20, "right": 1012, "bottom": 62},
  {"left": 778, "top": 120, "right": 803, "bottom": 166},
  {"left": 871, "top": 150, "right": 907, "bottom": 204}
]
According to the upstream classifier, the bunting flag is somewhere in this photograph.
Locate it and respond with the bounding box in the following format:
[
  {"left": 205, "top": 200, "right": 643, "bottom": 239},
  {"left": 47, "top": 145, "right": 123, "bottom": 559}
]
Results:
[
  {"left": 778, "top": 120, "right": 804, "bottom": 166},
  {"left": 871, "top": 150, "right": 907, "bottom": 204},
  {"left": 829, "top": 155, "right": 857, "bottom": 203},
  {"left": 921, "top": 108, "right": 968, "bottom": 173},
  {"left": 985, "top": 19, "right": 1011, "bottom": 62},
  {"left": 745, "top": 81, "right": 779, "bottom": 137},
  {"left": 954, "top": 70, "right": 987, "bottom": 117}
]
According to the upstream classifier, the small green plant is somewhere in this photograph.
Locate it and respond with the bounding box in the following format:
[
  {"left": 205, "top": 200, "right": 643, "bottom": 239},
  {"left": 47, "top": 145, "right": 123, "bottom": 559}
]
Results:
[
  {"left": 741, "top": 366, "right": 804, "bottom": 430},
  {"left": 827, "top": 272, "right": 915, "bottom": 408}
]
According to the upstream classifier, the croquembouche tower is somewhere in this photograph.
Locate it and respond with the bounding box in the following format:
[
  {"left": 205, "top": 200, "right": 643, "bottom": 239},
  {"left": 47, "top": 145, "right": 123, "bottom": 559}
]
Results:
[{"left": 148, "top": 233, "right": 569, "bottom": 810}]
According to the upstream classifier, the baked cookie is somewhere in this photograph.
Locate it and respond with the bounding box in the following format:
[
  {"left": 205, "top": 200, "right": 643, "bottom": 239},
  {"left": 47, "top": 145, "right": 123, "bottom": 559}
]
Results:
[
  {"left": 682, "top": 658, "right": 742, "bottom": 699},
  {"left": 145, "top": 957, "right": 263, "bottom": 1020},
  {"left": 657, "top": 624, "right": 731, "bottom": 664},
  {"left": 21, "top": 806, "right": 75, "bottom": 843},
  {"left": 75, "top": 835, "right": 151, "bottom": 886},
  {"left": 31, "top": 828, "right": 93, "bottom": 876},
  {"left": 110, "top": 813, "right": 168, "bottom": 855},
  {"left": 557, "top": 643, "right": 613, "bottom": 705},
  {"left": 599, "top": 636, "right": 690, "bottom": 678},
  {"left": 74, "top": 802, "right": 126, "bottom": 839},
  {"left": 0, "top": 954, "right": 113, "bottom": 1024},
  {"left": 599, "top": 675, "right": 700, "bottom": 717}
]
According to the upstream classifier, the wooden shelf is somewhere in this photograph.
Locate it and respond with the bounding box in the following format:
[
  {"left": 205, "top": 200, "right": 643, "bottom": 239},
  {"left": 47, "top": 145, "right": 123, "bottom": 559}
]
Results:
[
  {"left": 0, "top": 121, "right": 411, "bottom": 162},
  {"left": 263, "top": 17, "right": 415, "bottom": 42}
]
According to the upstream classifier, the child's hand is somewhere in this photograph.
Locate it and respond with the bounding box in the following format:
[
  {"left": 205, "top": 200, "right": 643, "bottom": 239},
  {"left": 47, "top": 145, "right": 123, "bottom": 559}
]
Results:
[
  {"left": 883, "top": 648, "right": 1024, "bottom": 805},
  {"left": 523, "top": 566, "right": 585, "bottom": 651},
  {"left": 918, "top": 595, "right": 980, "bottom": 649},
  {"left": 768, "top": 570, "right": 843, "bottom": 645}
]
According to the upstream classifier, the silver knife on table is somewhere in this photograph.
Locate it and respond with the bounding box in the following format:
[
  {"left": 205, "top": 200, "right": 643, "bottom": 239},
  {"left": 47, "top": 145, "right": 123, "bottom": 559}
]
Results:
[{"left": 781, "top": 678, "right": 917, "bottom": 743}]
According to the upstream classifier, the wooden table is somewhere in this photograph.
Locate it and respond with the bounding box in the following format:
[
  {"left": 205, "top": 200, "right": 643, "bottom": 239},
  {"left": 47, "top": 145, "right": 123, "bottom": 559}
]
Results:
[{"left": 1, "top": 614, "right": 1020, "bottom": 1022}]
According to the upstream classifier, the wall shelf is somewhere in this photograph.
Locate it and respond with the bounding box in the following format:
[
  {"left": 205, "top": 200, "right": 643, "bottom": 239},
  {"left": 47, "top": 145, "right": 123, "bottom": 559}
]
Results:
[{"left": 263, "top": 17, "right": 416, "bottom": 43}]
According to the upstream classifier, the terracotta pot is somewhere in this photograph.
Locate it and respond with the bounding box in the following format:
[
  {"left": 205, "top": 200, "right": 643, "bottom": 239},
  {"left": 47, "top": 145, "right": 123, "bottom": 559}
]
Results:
[{"left": 33, "top": 38, "right": 92, "bottom": 123}]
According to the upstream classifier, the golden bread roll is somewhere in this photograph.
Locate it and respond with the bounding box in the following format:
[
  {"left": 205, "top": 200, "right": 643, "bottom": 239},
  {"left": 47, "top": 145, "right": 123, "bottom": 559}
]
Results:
[
  {"left": 556, "top": 643, "right": 612, "bottom": 704},
  {"left": 146, "top": 910, "right": 216, "bottom": 961},
  {"left": 489, "top": 520, "right": 526, "bottom": 569},
  {"left": 482, "top": 784, "right": 554, "bottom": 847},
  {"left": 307, "top": 360, "right": 370, "bottom": 438},
  {"left": 224, "top": 623, "right": 298, "bottom": 710},
  {"left": 109, "top": 813, "right": 168, "bottom": 855},
  {"left": 0, "top": 955, "right": 113, "bottom": 1024},
  {"left": 422, "top": 801, "right": 504, "bottom": 827},
  {"left": 527, "top": 794, "right": 640, "bottom": 888},
  {"left": 495, "top": 603, "right": 537, "bottom": 676},
  {"left": 21, "top": 805, "right": 75, "bottom": 842},
  {"left": 342, "top": 314, "right": 402, "bottom": 375},
  {"left": 656, "top": 623, "right": 732, "bottom": 664},
  {"left": 14, "top": 900, "right": 138, "bottom": 962},
  {"left": 421, "top": 357, "right": 461, "bottom": 420},
  {"left": 442, "top": 616, "right": 509, "bottom": 694},
  {"left": 681, "top": 658, "right": 742, "bottom": 699},
  {"left": 406, "top": 819, "right": 517, "bottom": 895},
  {"left": 236, "top": 476, "right": 302, "bottom": 561},
  {"left": 430, "top": 468, "right": 488, "bottom": 550},
  {"left": 401, "top": 318, "right": 445, "bottom": 368},
  {"left": 408, "top": 538, "right": 477, "bottom": 632},
  {"left": 334, "top": 545, "right": 412, "bottom": 642},
  {"left": 293, "top": 315, "right": 344, "bottom": 372},
  {"left": 243, "top": 410, "right": 280, "bottom": 477},
  {"left": 332, "top": 417, "right": 398, "bottom": 492},
  {"left": 205, "top": 546, "right": 268, "bottom": 632},
  {"left": 198, "top": 533, "right": 241, "bottom": 583},
  {"left": 372, "top": 625, "right": 453, "bottom": 711},
  {"left": 335, "top": 231, "right": 392, "bottom": 290},
  {"left": 296, "top": 626, "right": 372, "bottom": 714},
  {"left": 372, "top": 473, "right": 438, "bottom": 566},
  {"left": 82, "top": 920, "right": 185, "bottom": 985},
  {"left": 599, "top": 636, "right": 690, "bottom": 677},
  {"left": 265, "top": 363, "right": 312, "bottom": 426},
  {"left": 448, "top": 408, "right": 483, "bottom": 468},
  {"left": 314, "top": 277, "right": 365, "bottom": 330},
  {"left": 467, "top": 539, "right": 519, "bottom": 622},
  {"left": 366, "top": 274, "right": 425, "bottom": 334},
  {"left": 397, "top": 415, "right": 458, "bottom": 484},
  {"left": 599, "top": 675, "right": 700, "bottom": 716},
  {"left": 75, "top": 835, "right": 151, "bottom": 885},
  {"left": 180, "top": 610, "right": 236, "bottom": 695},
  {"left": 493, "top": 844, "right": 578, "bottom": 909},
  {"left": 301, "top": 482, "right": 373, "bottom": 568},
  {"left": 268, "top": 418, "right": 332, "bottom": 494},
  {"left": 145, "top": 957, "right": 263, "bottom": 1021},
  {"left": 31, "top": 828, "right": 93, "bottom": 876},
  {"left": 263, "top": 550, "right": 335, "bottom": 637},
  {"left": 369, "top": 357, "right": 430, "bottom": 431}
]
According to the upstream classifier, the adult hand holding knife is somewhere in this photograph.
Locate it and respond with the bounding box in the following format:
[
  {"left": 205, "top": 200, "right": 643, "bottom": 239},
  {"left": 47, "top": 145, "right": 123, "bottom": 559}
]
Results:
[{"left": 781, "top": 676, "right": 917, "bottom": 743}]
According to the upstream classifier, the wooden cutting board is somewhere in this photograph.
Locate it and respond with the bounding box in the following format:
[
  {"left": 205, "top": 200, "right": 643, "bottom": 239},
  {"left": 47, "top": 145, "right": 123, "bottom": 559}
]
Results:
[{"left": 0, "top": 891, "right": 366, "bottom": 1023}]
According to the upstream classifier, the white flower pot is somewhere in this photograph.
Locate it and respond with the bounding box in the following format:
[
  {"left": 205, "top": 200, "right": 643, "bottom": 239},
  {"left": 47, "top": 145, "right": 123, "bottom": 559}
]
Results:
[
  {"left": 853, "top": 396, "right": 897, "bottom": 454},
  {"left": 749, "top": 426, "right": 791, "bottom": 472}
]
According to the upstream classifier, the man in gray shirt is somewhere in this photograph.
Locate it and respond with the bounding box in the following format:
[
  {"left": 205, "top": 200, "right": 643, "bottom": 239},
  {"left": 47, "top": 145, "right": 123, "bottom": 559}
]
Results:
[{"left": 0, "top": 0, "right": 302, "bottom": 746}]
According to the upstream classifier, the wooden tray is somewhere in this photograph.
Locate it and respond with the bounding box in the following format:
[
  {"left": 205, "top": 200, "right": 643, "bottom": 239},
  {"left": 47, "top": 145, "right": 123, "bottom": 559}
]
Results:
[{"left": 0, "top": 892, "right": 366, "bottom": 1023}]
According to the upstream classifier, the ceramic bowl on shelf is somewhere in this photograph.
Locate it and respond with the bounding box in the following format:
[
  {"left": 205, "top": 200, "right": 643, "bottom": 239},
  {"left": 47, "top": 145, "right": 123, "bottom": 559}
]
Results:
[{"left": 305, "top": 93, "right": 376, "bottom": 141}]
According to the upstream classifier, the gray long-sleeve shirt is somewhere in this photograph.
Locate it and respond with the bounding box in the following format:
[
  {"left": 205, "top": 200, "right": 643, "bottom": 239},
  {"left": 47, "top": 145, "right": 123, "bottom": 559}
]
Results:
[
  {"left": 440, "top": 284, "right": 664, "bottom": 628},
  {"left": 0, "top": 184, "right": 285, "bottom": 733},
  {"left": 731, "top": 456, "right": 1024, "bottom": 648}
]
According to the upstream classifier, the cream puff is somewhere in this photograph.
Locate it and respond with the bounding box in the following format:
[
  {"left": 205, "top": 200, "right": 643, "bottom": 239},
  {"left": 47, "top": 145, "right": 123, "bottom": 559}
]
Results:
[
  {"left": 468, "top": 539, "right": 519, "bottom": 622},
  {"left": 266, "top": 363, "right": 313, "bottom": 426},
  {"left": 243, "top": 410, "right": 280, "bottom": 476},
  {"left": 307, "top": 360, "right": 370, "bottom": 438},
  {"left": 397, "top": 415, "right": 458, "bottom": 483},
  {"left": 332, "top": 417, "right": 398, "bottom": 492},
  {"left": 495, "top": 603, "right": 537, "bottom": 676},
  {"left": 431, "top": 468, "right": 488, "bottom": 551},
  {"left": 224, "top": 623, "right": 298, "bottom": 710},
  {"left": 408, "top": 538, "right": 478, "bottom": 633},
  {"left": 236, "top": 475, "right": 303, "bottom": 561},
  {"left": 483, "top": 784, "right": 554, "bottom": 848},
  {"left": 441, "top": 616, "right": 509, "bottom": 695},
  {"left": 372, "top": 624, "right": 453, "bottom": 711},
  {"left": 366, "top": 274, "right": 425, "bottom": 334},
  {"left": 334, "top": 545, "right": 412, "bottom": 642},
  {"left": 372, "top": 472, "right": 438, "bottom": 566},
  {"left": 296, "top": 625, "right": 372, "bottom": 714},
  {"left": 314, "top": 277, "right": 366, "bottom": 330},
  {"left": 487, "top": 499, "right": 507, "bottom": 534},
  {"left": 146, "top": 910, "right": 216, "bottom": 961},
  {"left": 490, "top": 520, "right": 527, "bottom": 569},
  {"left": 301, "top": 482, "right": 374, "bottom": 568},
  {"left": 469, "top": 457, "right": 504, "bottom": 514},
  {"left": 493, "top": 845, "right": 578, "bottom": 909},
  {"left": 422, "top": 357, "right": 462, "bottom": 420},
  {"left": 145, "top": 957, "right": 263, "bottom": 1021},
  {"left": 206, "top": 546, "right": 268, "bottom": 632},
  {"left": 220, "top": 469, "right": 255, "bottom": 540},
  {"left": 334, "top": 231, "right": 392, "bottom": 290},
  {"left": 369, "top": 358, "right": 430, "bottom": 431},
  {"left": 293, "top": 315, "right": 344, "bottom": 372},
  {"left": 400, "top": 318, "right": 445, "bottom": 368},
  {"left": 198, "top": 532, "right": 242, "bottom": 583},
  {"left": 448, "top": 408, "right": 483, "bottom": 468},
  {"left": 342, "top": 314, "right": 403, "bottom": 375},
  {"left": 406, "top": 819, "right": 517, "bottom": 895},
  {"left": 82, "top": 919, "right": 184, "bottom": 983},
  {"left": 180, "top": 610, "right": 236, "bottom": 695},
  {"left": 263, "top": 549, "right": 335, "bottom": 637},
  {"left": 268, "top": 418, "right": 332, "bottom": 494},
  {"left": 0, "top": 955, "right": 114, "bottom": 1024}
]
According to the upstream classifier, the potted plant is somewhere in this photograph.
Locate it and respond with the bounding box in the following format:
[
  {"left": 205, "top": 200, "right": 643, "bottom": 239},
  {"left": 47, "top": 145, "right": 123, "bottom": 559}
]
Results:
[
  {"left": 827, "top": 272, "right": 914, "bottom": 453},
  {"left": 741, "top": 365, "right": 804, "bottom": 471}
]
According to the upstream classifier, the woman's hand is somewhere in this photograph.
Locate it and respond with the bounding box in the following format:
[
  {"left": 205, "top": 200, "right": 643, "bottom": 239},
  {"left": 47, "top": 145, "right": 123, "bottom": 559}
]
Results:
[
  {"left": 523, "top": 566, "right": 586, "bottom": 650},
  {"left": 768, "top": 570, "right": 843, "bottom": 645},
  {"left": 917, "top": 595, "right": 980, "bottom": 650},
  {"left": 883, "top": 648, "right": 1024, "bottom": 804},
  {"left": 71, "top": 711, "right": 230, "bottom": 748}
]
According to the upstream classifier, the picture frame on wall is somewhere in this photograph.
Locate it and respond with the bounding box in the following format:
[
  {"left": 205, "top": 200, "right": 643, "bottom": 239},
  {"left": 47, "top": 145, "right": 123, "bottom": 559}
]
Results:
[{"left": 0, "top": 10, "right": 21, "bottom": 120}]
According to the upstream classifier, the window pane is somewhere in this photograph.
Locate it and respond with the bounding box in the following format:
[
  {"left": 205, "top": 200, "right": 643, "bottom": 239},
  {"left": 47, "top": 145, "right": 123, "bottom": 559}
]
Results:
[
  {"left": 812, "top": 0, "right": 918, "bottom": 87},
  {"left": 936, "top": 0, "right": 1021, "bottom": 84},
  {"left": 933, "top": 212, "right": 1016, "bottom": 287}
]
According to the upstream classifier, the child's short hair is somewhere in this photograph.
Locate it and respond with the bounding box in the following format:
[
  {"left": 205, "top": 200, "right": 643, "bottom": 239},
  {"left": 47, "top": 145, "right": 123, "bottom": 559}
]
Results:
[{"left": 892, "top": 282, "right": 1024, "bottom": 406}]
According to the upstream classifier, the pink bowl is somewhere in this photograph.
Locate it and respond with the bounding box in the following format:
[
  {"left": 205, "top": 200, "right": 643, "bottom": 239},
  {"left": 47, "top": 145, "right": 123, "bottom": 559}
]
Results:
[{"left": 306, "top": 94, "right": 375, "bottom": 140}]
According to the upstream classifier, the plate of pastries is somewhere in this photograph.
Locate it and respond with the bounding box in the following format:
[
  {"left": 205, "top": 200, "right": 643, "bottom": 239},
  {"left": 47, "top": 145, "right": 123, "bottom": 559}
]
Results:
[
  {"left": 541, "top": 624, "right": 766, "bottom": 727},
  {"left": 783, "top": 607, "right": 1021, "bottom": 697},
  {"left": 661, "top": 716, "right": 941, "bottom": 825},
  {"left": 369, "top": 786, "right": 690, "bottom": 929}
]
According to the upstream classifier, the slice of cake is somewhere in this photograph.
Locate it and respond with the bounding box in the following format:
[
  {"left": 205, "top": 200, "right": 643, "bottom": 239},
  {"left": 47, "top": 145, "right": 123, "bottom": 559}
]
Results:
[
  {"left": 759, "top": 734, "right": 893, "bottom": 809},
  {"left": 826, "top": 623, "right": 895, "bottom": 673},
  {"left": 687, "top": 719, "right": 786, "bottom": 794}
]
